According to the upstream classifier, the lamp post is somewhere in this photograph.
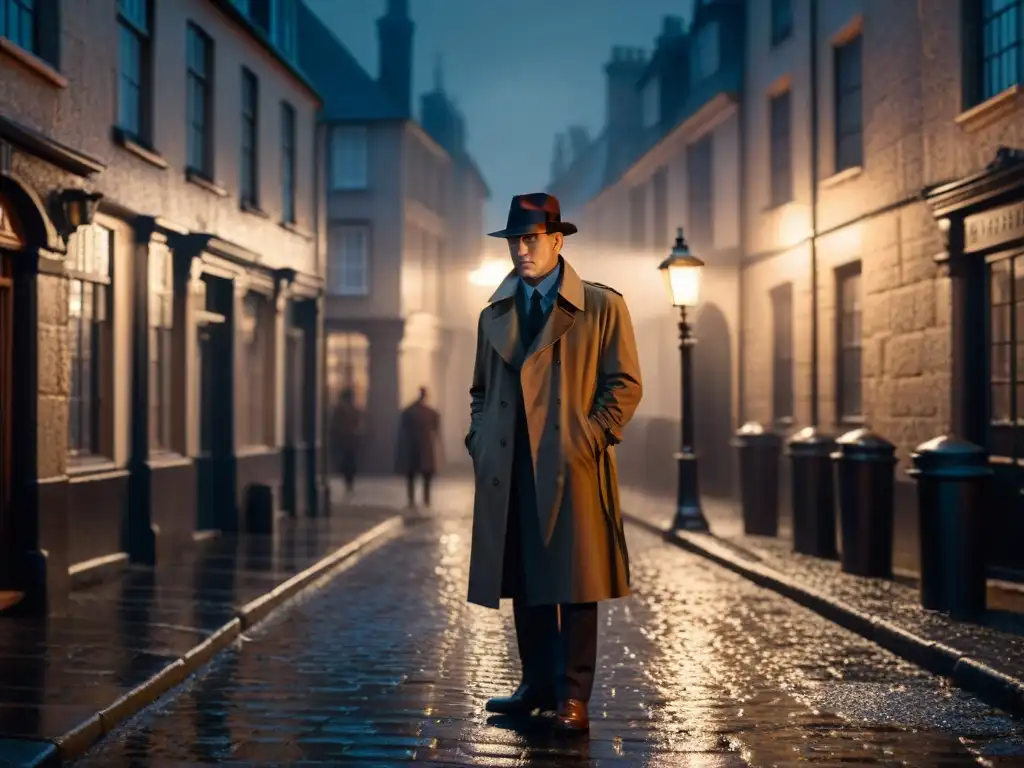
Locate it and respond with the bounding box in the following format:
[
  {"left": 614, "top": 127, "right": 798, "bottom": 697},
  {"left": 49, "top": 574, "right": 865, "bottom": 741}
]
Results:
[{"left": 658, "top": 226, "right": 710, "bottom": 532}]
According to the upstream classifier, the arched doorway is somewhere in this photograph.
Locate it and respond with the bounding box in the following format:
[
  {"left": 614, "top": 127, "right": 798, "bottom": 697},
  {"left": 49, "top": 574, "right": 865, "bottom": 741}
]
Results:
[{"left": 0, "top": 196, "right": 21, "bottom": 589}]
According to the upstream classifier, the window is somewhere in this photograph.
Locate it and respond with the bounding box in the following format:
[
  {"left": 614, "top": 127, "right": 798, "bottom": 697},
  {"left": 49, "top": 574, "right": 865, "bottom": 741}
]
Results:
[
  {"left": 692, "top": 22, "right": 720, "bottom": 82},
  {"left": 968, "top": 0, "right": 1023, "bottom": 106},
  {"left": 1, "top": 0, "right": 36, "bottom": 53},
  {"left": 652, "top": 166, "right": 668, "bottom": 252},
  {"left": 330, "top": 226, "right": 369, "bottom": 296},
  {"left": 769, "top": 90, "right": 793, "bottom": 206},
  {"left": 240, "top": 68, "right": 259, "bottom": 207},
  {"left": 330, "top": 125, "right": 368, "bottom": 190},
  {"left": 67, "top": 225, "right": 113, "bottom": 459},
  {"left": 186, "top": 24, "right": 214, "bottom": 178},
  {"left": 836, "top": 263, "right": 862, "bottom": 421},
  {"left": 149, "top": 243, "right": 174, "bottom": 452},
  {"left": 249, "top": 0, "right": 271, "bottom": 32},
  {"left": 687, "top": 135, "right": 714, "bottom": 247},
  {"left": 642, "top": 76, "right": 660, "bottom": 129},
  {"left": 834, "top": 34, "right": 863, "bottom": 173},
  {"left": 629, "top": 185, "right": 646, "bottom": 250},
  {"left": 771, "top": 283, "right": 794, "bottom": 423},
  {"left": 771, "top": 0, "right": 793, "bottom": 46},
  {"left": 239, "top": 292, "right": 271, "bottom": 446},
  {"left": 326, "top": 333, "right": 370, "bottom": 411},
  {"left": 276, "top": 0, "right": 296, "bottom": 58},
  {"left": 281, "top": 101, "right": 296, "bottom": 223},
  {"left": 117, "top": 0, "right": 153, "bottom": 143},
  {"left": 987, "top": 253, "right": 1024, "bottom": 463}
]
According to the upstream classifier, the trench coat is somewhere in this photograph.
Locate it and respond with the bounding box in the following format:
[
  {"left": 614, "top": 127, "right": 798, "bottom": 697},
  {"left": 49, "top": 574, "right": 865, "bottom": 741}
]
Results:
[
  {"left": 395, "top": 401, "right": 442, "bottom": 475},
  {"left": 464, "top": 259, "right": 643, "bottom": 609}
]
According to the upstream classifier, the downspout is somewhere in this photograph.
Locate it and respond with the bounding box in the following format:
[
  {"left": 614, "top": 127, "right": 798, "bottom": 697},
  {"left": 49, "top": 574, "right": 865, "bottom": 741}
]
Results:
[
  {"left": 809, "top": 0, "right": 821, "bottom": 427},
  {"left": 315, "top": 117, "right": 329, "bottom": 511},
  {"left": 737, "top": 10, "right": 748, "bottom": 426}
]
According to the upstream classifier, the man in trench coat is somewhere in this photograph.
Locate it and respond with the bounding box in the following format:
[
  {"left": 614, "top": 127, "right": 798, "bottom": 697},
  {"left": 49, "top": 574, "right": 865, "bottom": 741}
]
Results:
[
  {"left": 396, "top": 387, "right": 442, "bottom": 507},
  {"left": 465, "top": 192, "right": 643, "bottom": 732}
]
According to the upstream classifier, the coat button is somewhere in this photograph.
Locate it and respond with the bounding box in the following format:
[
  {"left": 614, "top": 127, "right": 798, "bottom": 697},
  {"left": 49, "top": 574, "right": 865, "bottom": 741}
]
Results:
[
  {"left": 555, "top": 359, "right": 561, "bottom": 365},
  {"left": 556, "top": 398, "right": 561, "bottom": 405},
  {"left": 554, "top": 423, "right": 560, "bottom": 431},
  {"left": 500, "top": 438, "right": 507, "bottom": 447},
  {"left": 492, "top": 477, "right": 500, "bottom": 487},
  {"left": 501, "top": 400, "right": 508, "bottom": 408}
]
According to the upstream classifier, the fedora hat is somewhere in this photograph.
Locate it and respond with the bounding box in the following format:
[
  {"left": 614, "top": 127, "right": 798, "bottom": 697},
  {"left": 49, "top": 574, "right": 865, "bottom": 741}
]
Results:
[{"left": 487, "top": 193, "right": 578, "bottom": 238}]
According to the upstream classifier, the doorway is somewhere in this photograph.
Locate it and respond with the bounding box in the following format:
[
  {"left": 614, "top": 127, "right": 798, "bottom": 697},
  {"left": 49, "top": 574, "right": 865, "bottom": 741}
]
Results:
[{"left": 194, "top": 275, "right": 234, "bottom": 532}]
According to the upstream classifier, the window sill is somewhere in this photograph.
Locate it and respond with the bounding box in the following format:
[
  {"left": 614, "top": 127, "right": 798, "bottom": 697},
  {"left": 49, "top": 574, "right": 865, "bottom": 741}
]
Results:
[
  {"left": 67, "top": 456, "right": 125, "bottom": 481},
  {"left": 186, "top": 168, "right": 228, "bottom": 197},
  {"left": 241, "top": 201, "right": 269, "bottom": 218},
  {"left": 238, "top": 444, "right": 278, "bottom": 458},
  {"left": 0, "top": 38, "right": 67, "bottom": 88},
  {"left": 112, "top": 127, "right": 168, "bottom": 169},
  {"left": 329, "top": 183, "right": 369, "bottom": 193},
  {"left": 820, "top": 165, "right": 863, "bottom": 189},
  {"left": 279, "top": 219, "right": 312, "bottom": 239},
  {"left": 956, "top": 85, "right": 1024, "bottom": 134},
  {"left": 147, "top": 451, "right": 192, "bottom": 469},
  {"left": 330, "top": 288, "right": 370, "bottom": 298}
]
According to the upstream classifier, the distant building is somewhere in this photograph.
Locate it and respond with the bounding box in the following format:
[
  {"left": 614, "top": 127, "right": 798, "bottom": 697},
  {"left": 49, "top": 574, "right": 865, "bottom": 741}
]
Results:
[
  {"left": 548, "top": 0, "right": 1024, "bottom": 579},
  {"left": 0, "top": 0, "right": 326, "bottom": 614},
  {"left": 298, "top": 0, "right": 488, "bottom": 474}
]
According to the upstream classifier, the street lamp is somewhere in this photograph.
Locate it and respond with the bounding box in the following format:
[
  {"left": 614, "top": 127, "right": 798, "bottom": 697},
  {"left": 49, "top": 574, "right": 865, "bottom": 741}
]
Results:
[{"left": 658, "top": 226, "right": 710, "bottom": 532}]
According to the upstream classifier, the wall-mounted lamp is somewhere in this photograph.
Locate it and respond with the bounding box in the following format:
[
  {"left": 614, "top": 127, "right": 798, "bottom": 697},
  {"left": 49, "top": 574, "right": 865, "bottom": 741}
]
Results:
[{"left": 55, "top": 188, "right": 104, "bottom": 238}]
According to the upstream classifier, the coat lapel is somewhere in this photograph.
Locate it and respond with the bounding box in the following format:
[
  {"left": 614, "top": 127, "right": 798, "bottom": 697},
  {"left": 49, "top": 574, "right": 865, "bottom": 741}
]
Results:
[{"left": 482, "top": 271, "right": 521, "bottom": 366}]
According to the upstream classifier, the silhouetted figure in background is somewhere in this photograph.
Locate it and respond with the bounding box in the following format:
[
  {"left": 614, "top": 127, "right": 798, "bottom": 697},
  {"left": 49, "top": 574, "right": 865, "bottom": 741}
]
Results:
[
  {"left": 396, "top": 386, "right": 441, "bottom": 507},
  {"left": 331, "top": 388, "right": 364, "bottom": 494}
]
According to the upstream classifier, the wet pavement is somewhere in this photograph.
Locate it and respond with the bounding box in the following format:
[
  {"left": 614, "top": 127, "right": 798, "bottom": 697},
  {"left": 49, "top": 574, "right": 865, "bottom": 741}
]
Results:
[
  {"left": 75, "top": 486, "right": 1024, "bottom": 767},
  {"left": 0, "top": 504, "right": 398, "bottom": 756}
]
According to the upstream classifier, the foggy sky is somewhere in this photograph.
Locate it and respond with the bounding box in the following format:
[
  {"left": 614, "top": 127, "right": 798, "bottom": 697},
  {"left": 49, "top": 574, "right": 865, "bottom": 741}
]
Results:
[{"left": 305, "top": 0, "right": 696, "bottom": 233}]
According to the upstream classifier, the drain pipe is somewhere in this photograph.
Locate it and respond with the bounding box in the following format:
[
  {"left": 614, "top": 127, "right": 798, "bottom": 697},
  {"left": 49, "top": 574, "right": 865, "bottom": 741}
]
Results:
[{"left": 809, "top": 0, "right": 821, "bottom": 427}]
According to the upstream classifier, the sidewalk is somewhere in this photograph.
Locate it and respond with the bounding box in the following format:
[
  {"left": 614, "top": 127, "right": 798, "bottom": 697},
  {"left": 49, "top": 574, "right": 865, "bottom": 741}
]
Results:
[
  {"left": 0, "top": 501, "right": 406, "bottom": 766},
  {"left": 621, "top": 487, "right": 1024, "bottom": 718}
]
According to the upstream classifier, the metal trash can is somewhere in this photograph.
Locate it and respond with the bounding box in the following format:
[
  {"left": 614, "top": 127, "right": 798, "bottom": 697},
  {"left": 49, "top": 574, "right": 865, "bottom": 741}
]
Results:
[
  {"left": 832, "top": 428, "right": 897, "bottom": 578},
  {"left": 909, "top": 435, "right": 992, "bottom": 620},
  {"left": 787, "top": 426, "right": 837, "bottom": 558},
  {"left": 732, "top": 421, "right": 782, "bottom": 536}
]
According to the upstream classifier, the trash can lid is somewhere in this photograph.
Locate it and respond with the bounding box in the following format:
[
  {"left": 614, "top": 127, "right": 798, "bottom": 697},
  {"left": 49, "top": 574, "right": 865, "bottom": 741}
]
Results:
[
  {"left": 732, "top": 421, "right": 781, "bottom": 446},
  {"left": 786, "top": 426, "right": 836, "bottom": 455},
  {"left": 832, "top": 427, "right": 896, "bottom": 458},
  {"left": 910, "top": 434, "right": 993, "bottom": 477}
]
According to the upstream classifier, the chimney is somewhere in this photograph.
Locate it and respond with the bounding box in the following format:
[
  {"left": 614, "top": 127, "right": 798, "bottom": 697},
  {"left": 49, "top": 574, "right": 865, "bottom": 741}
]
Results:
[
  {"left": 376, "top": 0, "right": 414, "bottom": 117},
  {"left": 603, "top": 46, "right": 647, "bottom": 138},
  {"left": 550, "top": 132, "right": 568, "bottom": 184}
]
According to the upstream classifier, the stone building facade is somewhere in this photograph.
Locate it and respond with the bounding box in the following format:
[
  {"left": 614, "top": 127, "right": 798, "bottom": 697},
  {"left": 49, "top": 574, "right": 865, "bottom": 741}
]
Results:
[
  {"left": 300, "top": 1, "right": 488, "bottom": 476},
  {"left": 0, "top": 0, "right": 326, "bottom": 615},
  {"left": 548, "top": 0, "right": 1024, "bottom": 577}
]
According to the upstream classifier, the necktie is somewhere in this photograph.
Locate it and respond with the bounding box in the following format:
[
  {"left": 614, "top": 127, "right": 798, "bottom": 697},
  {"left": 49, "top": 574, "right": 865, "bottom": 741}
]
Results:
[{"left": 527, "top": 290, "right": 545, "bottom": 344}]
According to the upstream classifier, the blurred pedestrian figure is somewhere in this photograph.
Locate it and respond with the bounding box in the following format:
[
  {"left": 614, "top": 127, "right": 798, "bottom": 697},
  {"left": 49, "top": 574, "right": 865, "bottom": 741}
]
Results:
[
  {"left": 330, "top": 388, "right": 363, "bottom": 494},
  {"left": 465, "top": 193, "right": 642, "bottom": 733},
  {"left": 396, "top": 386, "right": 442, "bottom": 507}
]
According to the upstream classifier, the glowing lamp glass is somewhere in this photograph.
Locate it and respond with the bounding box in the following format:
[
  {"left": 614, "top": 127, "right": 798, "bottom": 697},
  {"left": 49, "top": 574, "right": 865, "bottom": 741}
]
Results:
[{"left": 663, "top": 262, "right": 703, "bottom": 307}]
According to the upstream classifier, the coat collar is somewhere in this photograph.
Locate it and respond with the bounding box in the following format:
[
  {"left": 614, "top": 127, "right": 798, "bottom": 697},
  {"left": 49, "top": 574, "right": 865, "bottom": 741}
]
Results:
[
  {"left": 483, "top": 258, "right": 584, "bottom": 367},
  {"left": 486, "top": 257, "right": 586, "bottom": 312}
]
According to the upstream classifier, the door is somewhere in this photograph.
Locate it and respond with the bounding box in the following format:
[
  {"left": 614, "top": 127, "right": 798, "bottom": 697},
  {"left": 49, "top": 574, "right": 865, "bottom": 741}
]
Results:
[
  {"left": 985, "top": 249, "right": 1024, "bottom": 577},
  {"left": 0, "top": 252, "right": 11, "bottom": 587}
]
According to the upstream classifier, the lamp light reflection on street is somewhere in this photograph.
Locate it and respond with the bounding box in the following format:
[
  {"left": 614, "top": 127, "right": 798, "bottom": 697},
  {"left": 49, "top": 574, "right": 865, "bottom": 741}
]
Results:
[{"left": 468, "top": 259, "right": 509, "bottom": 288}]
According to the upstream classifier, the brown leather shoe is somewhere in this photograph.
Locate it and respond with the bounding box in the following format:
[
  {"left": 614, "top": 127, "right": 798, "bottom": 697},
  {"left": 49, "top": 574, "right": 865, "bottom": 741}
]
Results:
[
  {"left": 552, "top": 698, "right": 589, "bottom": 732},
  {"left": 485, "top": 683, "right": 556, "bottom": 716}
]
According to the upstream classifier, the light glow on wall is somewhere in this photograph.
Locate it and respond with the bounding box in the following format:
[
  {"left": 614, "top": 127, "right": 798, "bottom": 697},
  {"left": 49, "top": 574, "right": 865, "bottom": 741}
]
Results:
[{"left": 468, "top": 258, "right": 510, "bottom": 288}]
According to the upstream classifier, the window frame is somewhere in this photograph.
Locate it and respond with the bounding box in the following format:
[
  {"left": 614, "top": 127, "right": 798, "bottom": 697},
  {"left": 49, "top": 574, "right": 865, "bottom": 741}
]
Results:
[
  {"left": 330, "top": 224, "right": 371, "bottom": 297},
  {"left": 835, "top": 261, "right": 863, "bottom": 424},
  {"left": 116, "top": 0, "right": 154, "bottom": 145},
  {"left": 240, "top": 67, "right": 260, "bottom": 207},
  {"left": 67, "top": 224, "right": 114, "bottom": 462},
  {"left": 769, "top": 89, "right": 793, "bottom": 207},
  {"left": 770, "top": 282, "right": 795, "bottom": 425},
  {"left": 148, "top": 242, "right": 175, "bottom": 454},
  {"left": 1, "top": 0, "right": 37, "bottom": 55},
  {"left": 329, "top": 125, "right": 369, "bottom": 191},
  {"left": 281, "top": 100, "right": 297, "bottom": 223},
  {"left": 965, "top": 0, "right": 1023, "bottom": 108},
  {"left": 833, "top": 33, "right": 864, "bottom": 173},
  {"left": 186, "top": 22, "right": 215, "bottom": 179}
]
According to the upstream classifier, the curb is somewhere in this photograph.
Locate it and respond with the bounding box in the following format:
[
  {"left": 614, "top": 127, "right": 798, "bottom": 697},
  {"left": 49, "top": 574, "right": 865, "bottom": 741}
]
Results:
[
  {"left": 622, "top": 511, "right": 1024, "bottom": 719},
  {"left": 40, "top": 514, "right": 407, "bottom": 766}
]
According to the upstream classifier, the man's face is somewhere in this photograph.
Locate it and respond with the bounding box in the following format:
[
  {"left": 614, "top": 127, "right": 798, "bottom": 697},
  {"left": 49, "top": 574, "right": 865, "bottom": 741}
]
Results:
[{"left": 507, "top": 231, "right": 562, "bottom": 282}]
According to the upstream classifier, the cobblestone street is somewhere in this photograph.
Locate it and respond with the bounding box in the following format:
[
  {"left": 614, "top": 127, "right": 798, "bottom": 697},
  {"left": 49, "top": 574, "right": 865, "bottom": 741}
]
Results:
[{"left": 75, "top": 486, "right": 1024, "bottom": 767}]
